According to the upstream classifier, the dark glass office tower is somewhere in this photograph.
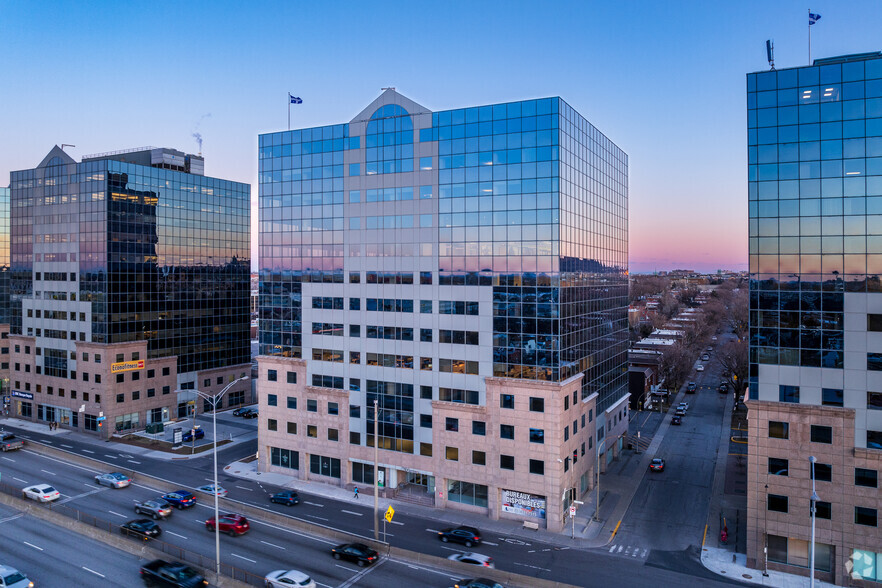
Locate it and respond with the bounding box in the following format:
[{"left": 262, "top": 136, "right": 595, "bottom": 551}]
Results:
[
  {"left": 257, "top": 91, "right": 628, "bottom": 532},
  {"left": 7, "top": 146, "right": 251, "bottom": 436},
  {"left": 746, "top": 53, "right": 882, "bottom": 585}
]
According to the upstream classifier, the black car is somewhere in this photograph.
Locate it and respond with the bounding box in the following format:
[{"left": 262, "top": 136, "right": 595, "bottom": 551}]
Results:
[
  {"left": 330, "top": 543, "right": 378, "bottom": 567},
  {"left": 162, "top": 490, "right": 197, "bottom": 509},
  {"left": 121, "top": 518, "right": 161, "bottom": 540},
  {"left": 719, "top": 382, "right": 729, "bottom": 393},
  {"left": 270, "top": 490, "right": 300, "bottom": 506},
  {"left": 239, "top": 408, "right": 258, "bottom": 419},
  {"left": 686, "top": 382, "right": 697, "bottom": 393},
  {"left": 438, "top": 525, "right": 482, "bottom": 547},
  {"left": 672, "top": 415, "right": 682, "bottom": 425},
  {"left": 454, "top": 579, "right": 504, "bottom": 588},
  {"left": 232, "top": 406, "right": 253, "bottom": 417}
]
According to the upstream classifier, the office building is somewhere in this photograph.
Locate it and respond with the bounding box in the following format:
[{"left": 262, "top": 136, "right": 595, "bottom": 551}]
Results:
[
  {"left": 747, "top": 53, "right": 882, "bottom": 584},
  {"left": 0, "top": 186, "right": 9, "bottom": 403},
  {"left": 7, "top": 146, "right": 251, "bottom": 437},
  {"left": 257, "top": 90, "right": 629, "bottom": 531}
]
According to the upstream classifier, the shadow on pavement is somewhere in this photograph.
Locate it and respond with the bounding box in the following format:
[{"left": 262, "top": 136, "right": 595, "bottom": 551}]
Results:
[{"left": 645, "top": 546, "right": 751, "bottom": 586}]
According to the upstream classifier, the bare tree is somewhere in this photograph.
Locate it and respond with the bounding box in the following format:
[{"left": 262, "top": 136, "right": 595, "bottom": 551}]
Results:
[
  {"left": 659, "top": 343, "right": 693, "bottom": 399},
  {"left": 677, "top": 286, "right": 701, "bottom": 308},
  {"left": 716, "top": 338, "right": 748, "bottom": 401},
  {"left": 728, "top": 288, "right": 749, "bottom": 340},
  {"left": 629, "top": 275, "right": 670, "bottom": 304}
]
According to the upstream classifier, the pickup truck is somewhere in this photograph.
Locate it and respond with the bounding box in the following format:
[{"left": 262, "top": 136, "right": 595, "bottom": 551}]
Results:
[
  {"left": 140, "top": 560, "right": 207, "bottom": 587},
  {"left": 0, "top": 433, "right": 24, "bottom": 452}
]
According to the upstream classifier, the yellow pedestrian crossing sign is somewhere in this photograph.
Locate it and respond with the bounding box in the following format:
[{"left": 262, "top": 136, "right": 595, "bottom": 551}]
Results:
[{"left": 384, "top": 505, "right": 394, "bottom": 522}]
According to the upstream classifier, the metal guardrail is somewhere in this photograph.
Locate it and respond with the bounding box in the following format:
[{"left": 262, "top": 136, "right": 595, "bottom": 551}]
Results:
[{"left": 0, "top": 480, "right": 265, "bottom": 586}]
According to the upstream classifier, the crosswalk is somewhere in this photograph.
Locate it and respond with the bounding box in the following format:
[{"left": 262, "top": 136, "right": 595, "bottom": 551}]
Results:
[
  {"left": 628, "top": 434, "right": 652, "bottom": 452},
  {"left": 608, "top": 543, "right": 649, "bottom": 559}
]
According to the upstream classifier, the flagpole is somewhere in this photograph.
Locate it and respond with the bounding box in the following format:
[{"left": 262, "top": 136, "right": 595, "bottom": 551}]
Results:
[
  {"left": 808, "top": 9, "right": 811, "bottom": 65},
  {"left": 287, "top": 94, "right": 291, "bottom": 131}
]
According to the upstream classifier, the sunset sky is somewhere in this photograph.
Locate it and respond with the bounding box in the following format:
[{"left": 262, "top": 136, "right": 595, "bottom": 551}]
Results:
[{"left": 2, "top": 1, "right": 880, "bottom": 273}]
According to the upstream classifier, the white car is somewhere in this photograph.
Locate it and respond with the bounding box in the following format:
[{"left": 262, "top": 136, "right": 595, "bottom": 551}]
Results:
[
  {"left": 94, "top": 472, "right": 131, "bottom": 488},
  {"left": 22, "top": 484, "right": 61, "bottom": 502},
  {"left": 264, "top": 569, "right": 316, "bottom": 588},
  {"left": 447, "top": 552, "right": 495, "bottom": 568},
  {"left": 696, "top": 364, "right": 705, "bottom": 372},
  {"left": 0, "top": 564, "right": 33, "bottom": 588},
  {"left": 196, "top": 484, "right": 228, "bottom": 497},
  {"left": 677, "top": 402, "right": 689, "bottom": 412}
]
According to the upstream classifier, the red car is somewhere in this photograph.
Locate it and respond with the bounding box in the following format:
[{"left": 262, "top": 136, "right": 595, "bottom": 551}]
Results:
[{"left": 205, "top": 513, "right": 249, "bottom": 536}]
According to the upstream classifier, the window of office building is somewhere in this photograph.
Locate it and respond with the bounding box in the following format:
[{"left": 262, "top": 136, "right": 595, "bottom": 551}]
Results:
[
  {"left": 309, "top": 455, "right": 341, "bottom": 479},
  {"left": 811, "top": 425, "right": 832, "bottom": 444},
  {"left": 270, "top": 447, "right": 299, "bottom": 470},
  {"left": 769, "top": 421, "right": 789, "bottom": 439},
  {"left": 768, "top": 494, "right": 788, "bottom": 513},
  {"left": 447, "top": 480, "right": 488, "bottom": 508}
]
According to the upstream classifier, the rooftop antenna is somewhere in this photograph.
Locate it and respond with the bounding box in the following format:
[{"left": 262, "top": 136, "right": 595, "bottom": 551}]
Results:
[
  {"left": 61, "top": 144, "right": 76, "bottom": 151},
  {"left": 766, "top": 39, "right": 775, "bottom": 70}
]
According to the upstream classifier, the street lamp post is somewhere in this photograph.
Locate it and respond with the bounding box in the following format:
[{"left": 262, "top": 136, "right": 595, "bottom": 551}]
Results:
[
  {"left": 762, "top": 484, "right": 769, "bottom": 577},
  {"left": 809, "top": 456, "right": 819, "bottom": 588},
  {"left": 373, "top": 398, "right": 379, "bottom": 541},
  {"left": 191, "top": 376, "right": 248, "bottom": 584}
]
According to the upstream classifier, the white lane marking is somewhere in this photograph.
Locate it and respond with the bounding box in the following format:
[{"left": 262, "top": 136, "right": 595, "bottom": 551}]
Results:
[
  {"left": 341, "top": 509, "right": 363, "bottom": 516},
  {"left": 372, "top": 530, "right": 394, "bottom": 537},
  {"left": 230, "top": 553, "right": 256, "bottom": 563},
  {"left": 513, "top": 562, "right": 551, "bottom": 572},
  {"left": 83, "top": 567, "right": 105, "bottom": 578},
  {"left": 389, "top": 520, "right": 404, "bottom": 526},
  {"left": 642, "top": 548, "right": 648, "bottom": 557},
  {"left": 425, "top": 528, "right": 440, "bottom": 533},
  {"left": 609, "top": 545, "right": 617, "bottom": 553},
  {"left": 235, "top": 485, "right": 252, "bottom": 491},
  {"left": 482, "top": 541, "right": 498, "bottom": 546},
  {"left": 108, "top": 510, "right": 126, "bottom": 518},
  {"left": 40, "top": 469, "right": 56, "bottom": 476},
  {"left": 57, "top": 489, "right": 102, "bottom": 505},
  {"left": 105, "top": 454, "right": 118, "bottom": 459},
  {"left": 82, "top": 449, "right": 95, "bottom": 454},
  {"left": 304, "top": 501, "right": 324, "bottom": 507},
  {"left": 61, "top": 444, "right": 73, "bottom": 448},
  {"left": 335, "top": 565, "right": 352, "bottom": 571},
  {"left": 1, "top": 456, "right": 15, "bottom": 462},
  {"left": 260, "top": 540, "right": 285, "bottom": 550},
  {"left": 437, "top": 546, "right": 463, "bottom": 553},
  {"left": 127, "top": 460, "right": 141, "bottom": 465},
  {"left": 617, "top": 545, "right": 623, "bottom": 553},
  {"left": 166, "top": 531, "right": 188, "bottom": 539},
  {"left": 250, "top": 519, "right": 337, "bottom": 546},
  {"left": 24, "top": 541, "right": 43, "bottom": 551},
  {"left": 305, "top": 514, "right": 329, "bottom": 521},
  {"left": 13, "top": 477, "right": 28, "bottom": 483}
]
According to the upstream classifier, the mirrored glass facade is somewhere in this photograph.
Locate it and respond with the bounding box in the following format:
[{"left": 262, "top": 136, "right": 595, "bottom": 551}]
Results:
[
  {"left": 0, "top": 187, "right": 9, "bottom": 325},
  {"left": 9, "top": 150, "right": 250, "bottom": 374},
  {"left": 748, "top": 55, "right": 882, "bottom": 383},
  {"left": 259, "top": 92, "right": 628, "bottom": 418}
]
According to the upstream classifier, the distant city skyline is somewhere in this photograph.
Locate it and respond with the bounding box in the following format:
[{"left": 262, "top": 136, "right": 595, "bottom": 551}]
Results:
[{"left": 2, "top": 1, "right": 880, "bottom": 273}]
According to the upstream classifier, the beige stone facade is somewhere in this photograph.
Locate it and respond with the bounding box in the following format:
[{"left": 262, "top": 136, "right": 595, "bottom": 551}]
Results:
[
  {"left": 8, "top": 336, "right": 251, "bottom": 438},
  {"left": 746, "top": 400, "right": 882, "bottom": 586},
  {"left": 257, "top": 355, "right": 630, "bottom": 532}
]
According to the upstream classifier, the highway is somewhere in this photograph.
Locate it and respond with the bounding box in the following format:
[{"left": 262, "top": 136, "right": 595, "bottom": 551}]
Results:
[{"left": 0, "top": 441, "right": 743, "bottom": 587}]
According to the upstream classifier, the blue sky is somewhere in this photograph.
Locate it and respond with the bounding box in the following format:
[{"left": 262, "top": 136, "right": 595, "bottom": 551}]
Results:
[{"left": 2, "top": 1, "right": 880, "bottom": 273}]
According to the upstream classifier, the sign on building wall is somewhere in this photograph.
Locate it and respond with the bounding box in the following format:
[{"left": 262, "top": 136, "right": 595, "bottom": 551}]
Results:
[
  {"left": 501, "top": 489, "right": 546, "bottom": 519},
  {"left": 111, "top": 360, "right": 145, "bottom": 374}
]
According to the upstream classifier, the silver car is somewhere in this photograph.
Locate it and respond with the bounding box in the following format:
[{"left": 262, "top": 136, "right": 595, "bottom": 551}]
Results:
[
  {"left": 95, "top": 472, "right": 131, "bottom": 488},
  {"left": 0, "top": 564, "right": 33, "bottom": 588},
  {"left": 134, "top": 499, "right": 173, "bottom": 520}
]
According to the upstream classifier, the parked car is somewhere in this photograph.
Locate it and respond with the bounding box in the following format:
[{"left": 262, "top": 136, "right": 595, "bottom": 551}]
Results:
[
  {"left": 701, "top": 353, "right": 710, "bottom": 361},
  {"left": 0, "top": 564, "right": 33, "bottom": 588},
  {"left": 649, "top": 458, "right": 665, "bottom": 472},
  {"left": 239, "top": 408, "right": 259, "bottom": 419},
  {"left": 0, "top": 433, "right": 24, "bottom": 452},
  {"left": 205, "top": 513, "right": 249, "bottom": 536},
  {"left": 686, "top": 382, "right": 697, "bottom": 393},
  {"left": 140, "top": 559, "right": 207, "bottom": 588},
  {"left": 134, "top": 498, "right": 173, "bottom": 520},
  {"left": 671, "top": 415, "right": 682, "bottom": 425},
  {"left": 330, "top": 543, "right": 378, "bottom": 567},
  {"left": 182, "top": 427, "right": 204, "bottom": 443},
  {"left": 94, "top": 472, "right": 131, "bottom": 488},
  {"left": 696, "top": 364, "right": 705, "bottom": 372},
  {"left": 196, "top": 484, "right": 227, "bottom": 497},
  {"left": 121, "top": 518, "right": 161, "bottom": 541},
  {"left": 162, "top": 490, "right": 196, "bottom": 509},
  {"left": 232, "top": 406, "right": 254, "bottom": 417},
  {"left": 22, "top": 484, "right": 60, "bottom": 502},
  {"left": 264, "top": 569, "right": 316, "bottom": 588},
  {"left": 453, "top": 580, "right": 504, "bottom": 588},
  {"left": 438, "top": 526, "right": 482, "bottom": 547},
  {"left": 447, "top": 552, "right": 495, "bottom": 568},
  {"left": 270, "top": 490, "right": 300, "bottom": 506}
]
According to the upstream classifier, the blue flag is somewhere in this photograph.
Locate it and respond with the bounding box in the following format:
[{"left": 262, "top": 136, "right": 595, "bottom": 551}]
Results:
[
  {"left": 809, "top": 12, "right": 821, "bottom": 25},
  {"left": 289, "top": 95, "right": 302, "bottom": 104}
]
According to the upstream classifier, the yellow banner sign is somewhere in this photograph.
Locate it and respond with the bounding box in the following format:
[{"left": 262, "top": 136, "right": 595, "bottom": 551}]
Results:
[{"left": 111, "top": 360, "right": 145, "bottom": 374}]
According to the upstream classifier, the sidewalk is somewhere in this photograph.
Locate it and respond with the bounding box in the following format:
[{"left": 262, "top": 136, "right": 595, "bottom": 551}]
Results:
[
  {"left": 702, "top": 547, "right": 836, "bottom": 588},
  {"left": 0, "top": 414, "right": 256, "bottom": 461}
]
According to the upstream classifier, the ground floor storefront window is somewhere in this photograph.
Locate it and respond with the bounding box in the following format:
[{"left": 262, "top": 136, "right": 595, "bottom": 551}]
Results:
[
  {"left": 270, "top": 447, "right": 299, "bottom": 470},
  {"left": 768, "top": 534, "right": 832, "bottom": 572},
  {"left": 852, "top": 549, "right": 882, "bottom": 581},
  {"left": 115, "top": 412, "right": 140, "bottom": 431},
  {"left": 447, "top": 480, "right": 488, "bottom": 507},
  {"left": 309, "top": 454, "right": 341, "bottom": 478},
  {"left": 17, "top": 401, "right": 32, "bottom": 418}
]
